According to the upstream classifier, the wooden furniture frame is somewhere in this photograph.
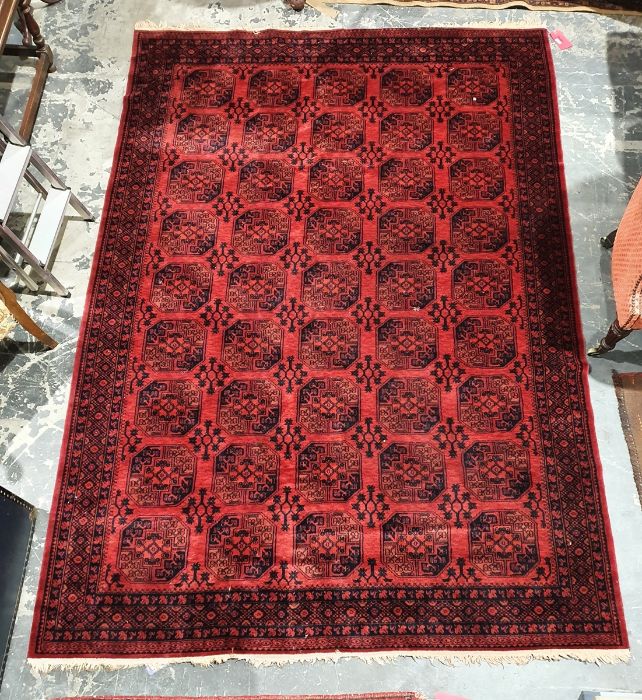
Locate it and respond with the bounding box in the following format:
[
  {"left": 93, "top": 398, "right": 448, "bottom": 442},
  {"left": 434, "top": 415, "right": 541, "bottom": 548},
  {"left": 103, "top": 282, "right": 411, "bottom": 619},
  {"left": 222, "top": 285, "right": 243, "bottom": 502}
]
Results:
[
  {"left": 0, "top": 279, "right": 57, "bottom": 348},
  {"left": 587, "top": 228, "right": 635, "bottom": 356},
  {"left": 0, "top": 115, "right": 93, "bottom": 297},
  {"left": 1, "top": 0, "right": 55, "bottom": 142}
]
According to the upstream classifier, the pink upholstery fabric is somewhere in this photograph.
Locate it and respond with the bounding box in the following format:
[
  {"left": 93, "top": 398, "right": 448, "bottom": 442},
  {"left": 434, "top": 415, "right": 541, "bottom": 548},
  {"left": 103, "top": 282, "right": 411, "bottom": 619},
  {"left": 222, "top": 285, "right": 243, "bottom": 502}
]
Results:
[{"left": 613, "top": 177, "right": 642, "bottom": 330}]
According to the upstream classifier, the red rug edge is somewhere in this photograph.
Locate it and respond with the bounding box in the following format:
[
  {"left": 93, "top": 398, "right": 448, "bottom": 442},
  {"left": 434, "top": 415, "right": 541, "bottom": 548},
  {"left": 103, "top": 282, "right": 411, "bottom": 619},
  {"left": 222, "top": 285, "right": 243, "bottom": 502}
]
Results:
[
  {"left": 539, "top": 33, "right": 629, "bottom": 651},
  {"left": 27, "top": 27, "right": 629, "bottom": 661},
  {"left": 28, "top": 27, "right": 144, "bottom": 661}
]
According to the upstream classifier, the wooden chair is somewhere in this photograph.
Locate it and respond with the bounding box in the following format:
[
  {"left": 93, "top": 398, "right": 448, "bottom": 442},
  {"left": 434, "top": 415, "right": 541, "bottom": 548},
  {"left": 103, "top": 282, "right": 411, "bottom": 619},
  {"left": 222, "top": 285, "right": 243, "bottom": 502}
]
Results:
[
  {"left": 0, "top": 116, "right": 93, "bottom": 297},
  {"left": 588, "top": 177, "right": 642, "bottom": 356},
  {"left": 1, "top": 0, "right": 55, "bottom": 143},
  {"left": 0, "top": 280, "right": 57, "bottom": 348}
]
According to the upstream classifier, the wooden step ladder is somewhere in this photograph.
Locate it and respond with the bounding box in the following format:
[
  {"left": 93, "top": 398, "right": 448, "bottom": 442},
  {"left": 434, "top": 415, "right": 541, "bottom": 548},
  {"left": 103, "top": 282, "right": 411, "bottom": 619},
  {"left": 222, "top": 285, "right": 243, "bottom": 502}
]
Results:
[{"left": 0, "top": 115, "right": 94, "bottom": 297}]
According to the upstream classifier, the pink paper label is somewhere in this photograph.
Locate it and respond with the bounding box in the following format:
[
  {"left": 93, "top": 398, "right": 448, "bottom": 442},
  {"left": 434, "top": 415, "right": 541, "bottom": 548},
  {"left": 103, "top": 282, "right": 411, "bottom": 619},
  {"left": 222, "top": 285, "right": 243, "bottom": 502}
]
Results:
[
  {"left": 435, "top": 693, "right": 472, "bottom": 700},
  {"left": 550, "top": 30, "right": 573, "bottom": 50}
]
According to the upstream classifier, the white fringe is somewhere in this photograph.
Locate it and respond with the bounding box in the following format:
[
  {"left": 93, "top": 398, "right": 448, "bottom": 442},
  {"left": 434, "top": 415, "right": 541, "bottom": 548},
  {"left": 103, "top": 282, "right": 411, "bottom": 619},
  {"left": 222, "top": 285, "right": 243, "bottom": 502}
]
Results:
[
  {"left": 135, "top": 21, "right": 211, "bottom": 31},
  {"left": 28, "top": 647, "right": 630, "bottom": 673},
  {"left": 132, "top": 18, "right": 548, "bottom": 32},
  {"left": 134, "top": 20, "right": 346, "bottom": 31}
]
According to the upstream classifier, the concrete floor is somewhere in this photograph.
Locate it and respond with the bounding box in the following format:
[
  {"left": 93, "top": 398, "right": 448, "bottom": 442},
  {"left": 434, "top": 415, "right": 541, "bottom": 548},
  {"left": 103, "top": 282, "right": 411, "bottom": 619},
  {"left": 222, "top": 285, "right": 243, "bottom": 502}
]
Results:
[{"left": 1, "top": 1, "right": 642, "bottom": 699}]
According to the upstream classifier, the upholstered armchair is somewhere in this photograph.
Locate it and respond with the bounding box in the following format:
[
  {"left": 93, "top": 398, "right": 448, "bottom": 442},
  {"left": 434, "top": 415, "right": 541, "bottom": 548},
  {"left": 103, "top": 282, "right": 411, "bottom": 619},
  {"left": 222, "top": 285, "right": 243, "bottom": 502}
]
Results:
[{"left": 588, "top": 177, "right": 642, "bottom": 356}]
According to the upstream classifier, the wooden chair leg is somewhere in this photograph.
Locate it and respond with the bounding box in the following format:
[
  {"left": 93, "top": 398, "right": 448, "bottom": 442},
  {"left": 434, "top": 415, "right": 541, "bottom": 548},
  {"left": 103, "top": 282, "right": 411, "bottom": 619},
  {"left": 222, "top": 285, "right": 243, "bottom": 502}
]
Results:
[
  {"left": 600, "top": 229, "right": 618, "bottom": 249},
  {"left": 0, "top": 281, "right": 58, "bottom": 349},
  {"left": 588, "top": 318, "right": 631, "bottom": 357}
]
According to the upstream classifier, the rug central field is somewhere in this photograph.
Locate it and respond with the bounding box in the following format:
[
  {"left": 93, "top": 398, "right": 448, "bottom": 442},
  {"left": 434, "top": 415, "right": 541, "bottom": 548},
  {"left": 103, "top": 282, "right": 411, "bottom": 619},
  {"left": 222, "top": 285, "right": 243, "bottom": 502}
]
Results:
[{"left": 30, "top": 28, "right": 627, "bottom": 662}]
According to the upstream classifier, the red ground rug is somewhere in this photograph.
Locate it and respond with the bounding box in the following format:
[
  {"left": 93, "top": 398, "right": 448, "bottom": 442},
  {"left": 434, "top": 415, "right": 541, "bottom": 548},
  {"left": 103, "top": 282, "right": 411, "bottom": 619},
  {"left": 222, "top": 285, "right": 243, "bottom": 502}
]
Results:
[{"left": 30, "top": 28, "right": 627, "bottom": 663}]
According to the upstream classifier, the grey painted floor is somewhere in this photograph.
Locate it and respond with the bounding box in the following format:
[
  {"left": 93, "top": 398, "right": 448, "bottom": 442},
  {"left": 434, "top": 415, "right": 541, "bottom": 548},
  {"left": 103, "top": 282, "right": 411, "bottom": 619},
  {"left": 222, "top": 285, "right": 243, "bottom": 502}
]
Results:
[{"left": 1, "top": 1, "right": 642, "bottom": 699}]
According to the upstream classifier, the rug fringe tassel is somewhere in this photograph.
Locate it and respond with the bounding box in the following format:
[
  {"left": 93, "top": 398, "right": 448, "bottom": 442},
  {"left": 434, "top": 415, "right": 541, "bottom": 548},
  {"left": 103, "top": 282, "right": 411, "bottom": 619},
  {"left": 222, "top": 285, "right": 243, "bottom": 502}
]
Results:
[
  {"left": 134, "top": 21, "right": 222, "bottom": 31},
  {"left": 133, "top": 21, "right": 339, "bottom": 31},
  {"left": 28, "top": 648, "right": 630, "bottom": 673},
  {"left": 132, "top": 18, "right": 552, "bottom": 32}
]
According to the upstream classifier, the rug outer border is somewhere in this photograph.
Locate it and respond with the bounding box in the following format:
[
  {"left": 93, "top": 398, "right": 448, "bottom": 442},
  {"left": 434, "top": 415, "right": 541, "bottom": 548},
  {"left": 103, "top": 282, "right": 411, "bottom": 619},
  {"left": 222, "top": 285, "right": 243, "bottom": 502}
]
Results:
[
  {"left": 539, "top": 24, "right": 629, "bottom": 655},
  {"left": 27, "top": 25, "right": 146, "bottom": 664}
]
